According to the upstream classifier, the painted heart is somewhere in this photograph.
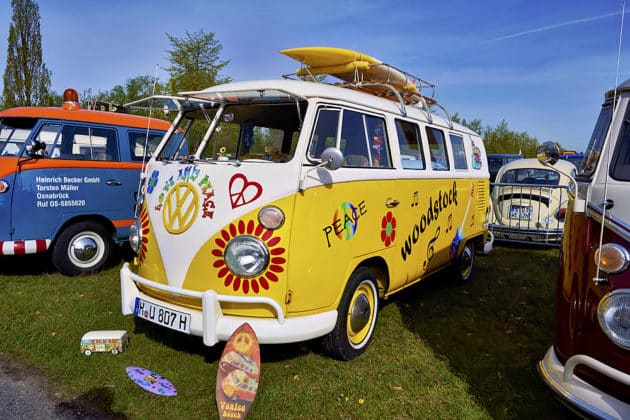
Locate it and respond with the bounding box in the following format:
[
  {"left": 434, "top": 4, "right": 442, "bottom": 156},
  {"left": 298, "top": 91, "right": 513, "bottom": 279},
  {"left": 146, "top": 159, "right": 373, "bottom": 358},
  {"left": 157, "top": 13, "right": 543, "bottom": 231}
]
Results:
[{"left": 229, "top": 173, "right": 263, "bottom": 209}]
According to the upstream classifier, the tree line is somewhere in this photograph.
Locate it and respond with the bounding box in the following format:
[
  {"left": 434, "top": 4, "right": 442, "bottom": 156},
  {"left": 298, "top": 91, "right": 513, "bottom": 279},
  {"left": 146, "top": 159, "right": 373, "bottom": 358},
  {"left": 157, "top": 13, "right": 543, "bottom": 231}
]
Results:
[{"left": 2, "top": 0, "right": 563, "bottom": 156}]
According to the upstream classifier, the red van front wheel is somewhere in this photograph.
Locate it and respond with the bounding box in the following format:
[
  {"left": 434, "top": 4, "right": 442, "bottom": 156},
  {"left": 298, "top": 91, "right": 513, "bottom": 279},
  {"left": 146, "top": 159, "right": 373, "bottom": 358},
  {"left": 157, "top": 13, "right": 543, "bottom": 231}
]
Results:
[{"left": 52, "top": 222, "right": 113, "bottom": 276}]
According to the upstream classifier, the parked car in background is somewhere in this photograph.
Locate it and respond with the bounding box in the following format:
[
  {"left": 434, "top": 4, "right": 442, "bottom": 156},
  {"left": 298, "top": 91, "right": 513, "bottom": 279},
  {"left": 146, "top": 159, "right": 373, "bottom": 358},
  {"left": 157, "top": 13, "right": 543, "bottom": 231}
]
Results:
[
  {"left": 559, "top": 151, "right": 584, "bottom": 170},
  {"left": 487, "top": 153, "right": 523, "bottom": 182},
  {"left": 489, "top": 157, "right": 576, "bottom": 244},
  {"left": 0, "top": 88, "right": 173, "bottom": 276}
]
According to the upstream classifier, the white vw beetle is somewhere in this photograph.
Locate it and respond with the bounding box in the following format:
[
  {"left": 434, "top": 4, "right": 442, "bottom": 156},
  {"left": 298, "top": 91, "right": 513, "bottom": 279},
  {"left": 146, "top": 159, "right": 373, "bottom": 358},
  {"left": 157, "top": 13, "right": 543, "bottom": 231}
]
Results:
[{"left": 490, "top": 158, "right": 576, "bottom": 244}]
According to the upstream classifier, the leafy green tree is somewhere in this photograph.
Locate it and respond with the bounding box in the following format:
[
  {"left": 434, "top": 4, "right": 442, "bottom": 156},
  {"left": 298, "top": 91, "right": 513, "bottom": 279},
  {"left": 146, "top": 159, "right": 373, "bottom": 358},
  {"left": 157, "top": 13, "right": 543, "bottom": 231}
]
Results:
[
  {"left": 2, "top": 0, "right": 52, "bottom": 107},
  {"left": 82, "top": 75, "right": 164, "bottom": 112},
  {"left": 483, "top": 119, "right": 540, "bottom": 157},
  {"left": 165, "top": 30, "right": 230, "bottom": 94}
]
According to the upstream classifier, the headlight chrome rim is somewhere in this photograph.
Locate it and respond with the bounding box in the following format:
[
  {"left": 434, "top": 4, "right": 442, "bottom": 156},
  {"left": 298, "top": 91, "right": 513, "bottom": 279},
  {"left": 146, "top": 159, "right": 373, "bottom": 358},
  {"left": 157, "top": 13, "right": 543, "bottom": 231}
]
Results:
[
  {"left": 595, "top": 243, "right": 630, "bottom": 274},
  {"left": 258, "top": 206, "right": 285, "bottom": 230},
  {"left": 597, "top": 289, "right": 630, "bottom": 350},
  {"left": 224, "top": 235, "right": 269, "bottom": 278},
  {"left": 129, "top": 219, "right": 142, "bottom": 254}
]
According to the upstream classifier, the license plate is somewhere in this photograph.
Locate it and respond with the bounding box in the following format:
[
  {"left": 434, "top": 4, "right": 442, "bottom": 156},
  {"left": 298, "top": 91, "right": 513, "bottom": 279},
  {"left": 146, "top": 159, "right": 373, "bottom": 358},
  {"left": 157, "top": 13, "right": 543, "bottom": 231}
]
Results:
[
  {"left": 134, "top": 298, "right": 191, "bottom": 334},
  {"left": 509, "top": 205, "right": 533, "bottom": 220}
]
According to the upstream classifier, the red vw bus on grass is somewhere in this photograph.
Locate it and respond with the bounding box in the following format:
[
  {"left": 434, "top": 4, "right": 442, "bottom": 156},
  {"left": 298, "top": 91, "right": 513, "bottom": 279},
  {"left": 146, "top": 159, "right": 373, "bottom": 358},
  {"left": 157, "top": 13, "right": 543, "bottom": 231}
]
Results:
[{"left": 537, "top": 81, "right": 630, "bottom": 418}]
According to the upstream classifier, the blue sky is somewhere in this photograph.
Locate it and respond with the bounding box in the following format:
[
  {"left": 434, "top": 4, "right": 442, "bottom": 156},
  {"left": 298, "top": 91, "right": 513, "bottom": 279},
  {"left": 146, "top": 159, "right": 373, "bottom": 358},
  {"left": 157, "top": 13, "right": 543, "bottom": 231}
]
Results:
[{"left": 1, "top": 0, "right": 629, "bottom": 152}]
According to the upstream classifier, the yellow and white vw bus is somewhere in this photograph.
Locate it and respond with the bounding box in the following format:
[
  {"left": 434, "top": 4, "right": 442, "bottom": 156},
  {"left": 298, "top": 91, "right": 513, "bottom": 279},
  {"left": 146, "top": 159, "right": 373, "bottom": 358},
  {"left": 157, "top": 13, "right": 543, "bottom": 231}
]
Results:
[{"left": 121, "top": 71, "right": 493, "bottom": 360}]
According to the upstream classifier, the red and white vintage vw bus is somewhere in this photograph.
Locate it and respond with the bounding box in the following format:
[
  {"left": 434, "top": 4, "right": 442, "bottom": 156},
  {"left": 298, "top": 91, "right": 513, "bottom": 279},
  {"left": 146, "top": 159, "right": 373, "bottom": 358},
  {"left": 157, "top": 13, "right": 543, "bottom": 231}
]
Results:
[{"left": 537, "top": 80, "right": 630, "bottom": 418}]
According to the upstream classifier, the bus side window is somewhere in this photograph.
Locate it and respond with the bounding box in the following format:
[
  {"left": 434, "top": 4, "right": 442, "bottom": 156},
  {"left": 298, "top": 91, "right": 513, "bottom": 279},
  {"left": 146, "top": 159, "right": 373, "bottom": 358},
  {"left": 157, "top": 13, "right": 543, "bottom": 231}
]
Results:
[
  {"left": 426, "top": 126, "right": 449, "bottom": 171},
  {"left": 450, "top": 134, "right": 468, "bottom": 170},
  {"left": 309, "top": 108, "right": 340, "bottom": 160},
  {"left": 129, "top": 131, "right": 162, "bottom": 161},
  {"left": 34, "top": 123, "right": 62, "bottom": 158},
  {"left": 396, "top": 119, "right": 425, "bottom": 170},
  {"left": 611, "top": 120, "right": 630, "bottom": 181},
  {"left": 340, "top": 110, "right": 390, "bottom": 168},
  {"left": 61, "top": 125, "right": 119, "bottom": 161}
]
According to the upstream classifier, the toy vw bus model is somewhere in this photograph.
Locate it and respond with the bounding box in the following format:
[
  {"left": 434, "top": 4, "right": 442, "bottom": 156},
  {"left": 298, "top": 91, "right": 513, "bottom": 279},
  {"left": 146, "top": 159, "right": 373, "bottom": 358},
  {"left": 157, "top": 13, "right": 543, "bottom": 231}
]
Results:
[
  {"left": 121, "top": 47, "right": 493, "bottom": 360},
  {"left": 0, "top": 89, "right": 172, "bottom": 275},
  {"left": 537, "top": 80, "right": 630, "bottom": 417},
  {"left": 80, "top": 330, "right": 129, "bottom": 355}
]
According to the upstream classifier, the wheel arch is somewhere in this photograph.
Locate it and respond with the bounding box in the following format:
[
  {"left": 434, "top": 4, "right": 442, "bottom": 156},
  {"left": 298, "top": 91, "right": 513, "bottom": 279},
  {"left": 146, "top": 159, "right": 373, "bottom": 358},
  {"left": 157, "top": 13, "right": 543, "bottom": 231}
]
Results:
[
  {"left": 347, "top": 255, "right": 389, "bottom": 299},
  {"left": 52, "top": 214, "right": 116, "bottom": 247}
]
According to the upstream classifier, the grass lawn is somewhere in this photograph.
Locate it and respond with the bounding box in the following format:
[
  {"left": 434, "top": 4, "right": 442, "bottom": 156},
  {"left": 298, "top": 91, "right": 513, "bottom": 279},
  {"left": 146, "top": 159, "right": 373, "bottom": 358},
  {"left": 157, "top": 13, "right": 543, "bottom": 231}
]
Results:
[{"left": 0, "top": 245, "right": 575, "bottom": 419}]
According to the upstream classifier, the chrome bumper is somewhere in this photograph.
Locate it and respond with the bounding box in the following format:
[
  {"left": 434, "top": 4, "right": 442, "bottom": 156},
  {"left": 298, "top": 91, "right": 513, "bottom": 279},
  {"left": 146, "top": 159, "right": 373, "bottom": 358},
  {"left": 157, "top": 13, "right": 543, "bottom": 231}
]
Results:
[
  {"left": 538, "top": 346, "right": 630, "bottom": 419},
  {"left": 120, "top": 263, "right": 337, "bottom": 346}
]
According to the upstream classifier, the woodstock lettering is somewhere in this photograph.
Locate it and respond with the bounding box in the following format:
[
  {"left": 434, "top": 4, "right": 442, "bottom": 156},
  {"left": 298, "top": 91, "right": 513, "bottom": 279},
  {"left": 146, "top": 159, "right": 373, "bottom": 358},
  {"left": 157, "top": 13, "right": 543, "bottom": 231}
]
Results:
[{"left": 401, "top": 181, "right": 458, "bottom": 261}]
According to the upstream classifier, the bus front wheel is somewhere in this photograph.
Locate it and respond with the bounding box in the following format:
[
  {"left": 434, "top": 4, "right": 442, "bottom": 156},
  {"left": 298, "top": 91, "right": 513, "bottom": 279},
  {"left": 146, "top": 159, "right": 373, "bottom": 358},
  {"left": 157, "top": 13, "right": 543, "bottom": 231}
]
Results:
[
  {"left": 322, "top": 267, "right": 379, "bottom": 361},
  {"left": 52, "top": 222, "right": 113, "bottom": 276}
]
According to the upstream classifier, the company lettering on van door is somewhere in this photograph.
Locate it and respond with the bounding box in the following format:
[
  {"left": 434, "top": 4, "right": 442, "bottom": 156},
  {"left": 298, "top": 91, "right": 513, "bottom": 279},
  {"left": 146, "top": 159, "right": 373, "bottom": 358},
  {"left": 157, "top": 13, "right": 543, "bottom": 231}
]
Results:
[
  {"left": 401, "top": 181, "right": 458, "bottom": 261},
  {"left": 34, "top": 176, "right": 99, "bottom": 208},
  {"left": 323, "top": 201, "right": 367, "bottom": 248}
]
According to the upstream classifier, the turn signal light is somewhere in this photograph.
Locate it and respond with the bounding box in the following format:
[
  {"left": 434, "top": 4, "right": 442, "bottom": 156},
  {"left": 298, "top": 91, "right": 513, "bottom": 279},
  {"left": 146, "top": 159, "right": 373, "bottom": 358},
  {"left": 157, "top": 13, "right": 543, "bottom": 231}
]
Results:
[{"left": 595, "top": 243, "right": 630, "bottom": 274}]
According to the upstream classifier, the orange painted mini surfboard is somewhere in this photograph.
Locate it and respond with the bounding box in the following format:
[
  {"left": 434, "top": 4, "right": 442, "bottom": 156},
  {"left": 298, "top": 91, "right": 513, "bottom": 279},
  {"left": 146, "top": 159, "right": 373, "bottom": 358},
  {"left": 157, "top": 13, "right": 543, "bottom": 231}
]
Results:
[{"left": 216, "top": 323, "right": 261, "bottom": 420}]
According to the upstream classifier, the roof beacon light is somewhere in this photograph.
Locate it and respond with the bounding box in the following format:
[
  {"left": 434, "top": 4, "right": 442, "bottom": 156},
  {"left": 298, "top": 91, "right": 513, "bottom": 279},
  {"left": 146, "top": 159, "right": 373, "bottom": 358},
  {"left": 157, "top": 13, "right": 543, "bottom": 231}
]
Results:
[{"left": 62, "top": 88, "right": 81, "bottom": 110}]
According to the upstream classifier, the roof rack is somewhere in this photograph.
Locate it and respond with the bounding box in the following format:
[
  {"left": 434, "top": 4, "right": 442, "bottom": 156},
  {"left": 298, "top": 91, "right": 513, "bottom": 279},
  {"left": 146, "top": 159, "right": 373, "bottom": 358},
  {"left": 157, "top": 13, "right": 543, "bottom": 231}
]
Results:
[{"left": 282, "top": 61, "right": 452, "bottom": 128}]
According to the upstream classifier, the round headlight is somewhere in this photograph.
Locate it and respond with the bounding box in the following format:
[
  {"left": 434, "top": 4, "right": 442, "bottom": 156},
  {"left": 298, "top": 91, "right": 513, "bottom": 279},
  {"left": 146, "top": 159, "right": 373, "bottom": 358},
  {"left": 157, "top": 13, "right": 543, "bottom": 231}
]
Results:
[
  {"left": 224, "top": 235, "right": 269, "bottom": 277},
  {"left": 598, "top": 289, "right": 630, "bottom": 350},
  {"left": 595, "top": 243, "right": 630, "bottom": 274},
  {"left": 129, "top": 219, "right": 142, "bottom": 254},
  {"left": 0, "top": 180, "right": 8, "bottom": 194},
  {"left": 258, "top": 206, "right": 284, "bottom": 229}
]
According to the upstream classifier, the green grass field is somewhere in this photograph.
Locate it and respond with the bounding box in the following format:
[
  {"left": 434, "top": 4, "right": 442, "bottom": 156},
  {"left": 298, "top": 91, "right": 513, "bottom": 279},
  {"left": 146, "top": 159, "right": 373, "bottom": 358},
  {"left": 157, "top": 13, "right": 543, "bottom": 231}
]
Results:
[{"left": 0, "top": 245, "right": 575, "bottom": 419}]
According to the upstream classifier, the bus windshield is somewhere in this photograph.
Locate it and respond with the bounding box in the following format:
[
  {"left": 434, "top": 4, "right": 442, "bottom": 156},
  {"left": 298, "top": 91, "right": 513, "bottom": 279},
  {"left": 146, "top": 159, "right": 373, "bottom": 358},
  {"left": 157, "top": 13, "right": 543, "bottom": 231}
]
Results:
[
  {"left": 158, "top": 99, "right": 305, "bottom": 163},
  {"left": 581, "top": 105, "right": 613, "bottom": 177}
]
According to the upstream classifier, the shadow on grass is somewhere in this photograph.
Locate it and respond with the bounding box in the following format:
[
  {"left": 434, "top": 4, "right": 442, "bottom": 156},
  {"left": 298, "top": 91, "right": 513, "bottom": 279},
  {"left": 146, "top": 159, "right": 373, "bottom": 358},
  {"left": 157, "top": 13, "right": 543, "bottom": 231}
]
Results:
[
  {"left": 0, "top": 254, "right": 54, "bottom": 276},
  {"left": 389, "top": 245, "right": 580, "bottom": 420},
  {"left": 0, "top": 245, "right": 131, "bottom": 277}
]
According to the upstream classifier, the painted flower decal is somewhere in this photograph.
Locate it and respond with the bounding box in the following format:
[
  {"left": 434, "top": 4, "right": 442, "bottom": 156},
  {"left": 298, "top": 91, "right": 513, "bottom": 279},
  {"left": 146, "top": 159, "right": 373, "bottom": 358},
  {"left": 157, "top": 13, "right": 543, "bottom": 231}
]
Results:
[
  {"left": 211, "top": 219, "right": 286, "bottom": 294},
  {"left": 146, "top": 170, "right": 159, "bottom": 194},
  {"left": 138, "top": 206, "right": 151, "bottom": 264},
  {"left": 380, "top": 211, "right": 396, "bottom": 246}
]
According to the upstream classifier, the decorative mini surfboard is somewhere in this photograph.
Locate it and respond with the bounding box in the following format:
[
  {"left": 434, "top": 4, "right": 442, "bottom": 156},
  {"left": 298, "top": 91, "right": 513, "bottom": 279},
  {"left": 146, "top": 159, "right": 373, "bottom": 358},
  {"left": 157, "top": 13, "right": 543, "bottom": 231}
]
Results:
[
  {"left": 126, "top": 366, "right": 177, "bottom": 396},
  {"left": 216, "top": 323, "right": 261, "bottom": 420}
]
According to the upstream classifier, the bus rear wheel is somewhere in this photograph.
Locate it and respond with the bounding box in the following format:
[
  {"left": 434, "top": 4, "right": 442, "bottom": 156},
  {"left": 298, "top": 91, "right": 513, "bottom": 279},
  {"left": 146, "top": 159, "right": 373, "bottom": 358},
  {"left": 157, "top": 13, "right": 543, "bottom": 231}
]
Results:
[
  {"left": 453, "top": 241, "right": 475, "bottom": 282},
  {"left": 322, "top": 267, "right": 379, "bottom": 361},
  {"left": 52, "top": 222, "right": 113, "bottom": 276}
]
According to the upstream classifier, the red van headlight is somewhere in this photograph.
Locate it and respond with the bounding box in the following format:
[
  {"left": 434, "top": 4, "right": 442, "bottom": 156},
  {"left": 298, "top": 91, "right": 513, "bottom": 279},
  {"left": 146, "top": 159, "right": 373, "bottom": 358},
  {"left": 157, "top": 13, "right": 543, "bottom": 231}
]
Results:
[{"left": 598, "top": 289, "right": 630, "bottom": 350}]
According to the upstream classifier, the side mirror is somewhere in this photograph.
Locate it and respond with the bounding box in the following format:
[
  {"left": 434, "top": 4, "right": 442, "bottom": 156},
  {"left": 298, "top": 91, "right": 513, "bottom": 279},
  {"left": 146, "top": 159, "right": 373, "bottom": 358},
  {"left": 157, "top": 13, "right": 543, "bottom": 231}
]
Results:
[
  {"left": 537, "top": 141, "right": 560, "bottom": 165},
  {"left": 320, "top": 147, "right": 344, "bottom": 170},
  {"left": 299, "top": 147, "right": 344, "bottom": 192},
  {"left": 25, "top": 139, "right": 47, "bottom": 157}
]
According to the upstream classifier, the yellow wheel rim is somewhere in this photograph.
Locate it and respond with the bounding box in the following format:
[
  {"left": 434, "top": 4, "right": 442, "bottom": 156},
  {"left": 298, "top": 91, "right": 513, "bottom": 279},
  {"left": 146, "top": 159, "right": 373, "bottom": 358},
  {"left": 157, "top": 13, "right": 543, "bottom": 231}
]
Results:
[{"left": 346, "top": 280, "right": 376, "bottom": 346}]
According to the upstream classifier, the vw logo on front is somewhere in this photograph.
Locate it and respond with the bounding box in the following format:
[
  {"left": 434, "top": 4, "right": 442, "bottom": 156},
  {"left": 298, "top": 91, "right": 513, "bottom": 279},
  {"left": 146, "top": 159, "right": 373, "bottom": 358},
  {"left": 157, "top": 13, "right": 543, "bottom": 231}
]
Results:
[{"left": 162, "top": 182, "right": 199, "bottom": 234}]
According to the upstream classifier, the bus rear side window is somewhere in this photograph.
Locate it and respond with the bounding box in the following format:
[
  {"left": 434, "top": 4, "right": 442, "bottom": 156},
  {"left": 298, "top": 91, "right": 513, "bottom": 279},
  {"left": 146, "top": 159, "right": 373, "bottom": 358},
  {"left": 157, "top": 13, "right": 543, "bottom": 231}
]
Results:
[{"left": 450, "top": 134, "right": 468, "bottom": 170}]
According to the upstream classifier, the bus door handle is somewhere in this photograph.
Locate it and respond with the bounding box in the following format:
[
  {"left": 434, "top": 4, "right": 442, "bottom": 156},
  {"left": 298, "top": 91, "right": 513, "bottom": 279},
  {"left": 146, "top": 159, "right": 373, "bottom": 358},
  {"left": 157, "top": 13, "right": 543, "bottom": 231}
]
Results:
[
  {"left": 106, "top": 179, "right": 123, "bottom": 186},
  {"left": 385, "top": 199, "right": 400, "bottom": 208}
]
